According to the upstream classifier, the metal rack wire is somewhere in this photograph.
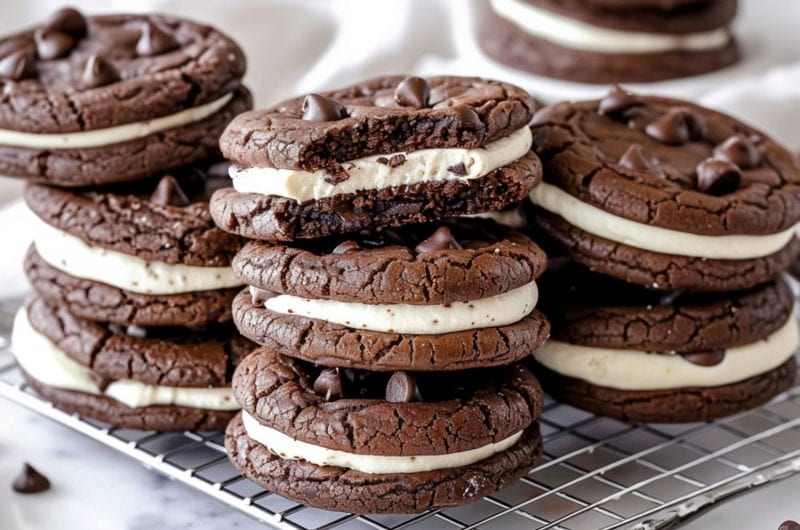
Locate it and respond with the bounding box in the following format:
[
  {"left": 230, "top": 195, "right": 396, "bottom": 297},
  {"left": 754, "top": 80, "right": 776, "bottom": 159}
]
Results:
[{"left": 2, "top": 295, "right": 800, "bottom": 530}]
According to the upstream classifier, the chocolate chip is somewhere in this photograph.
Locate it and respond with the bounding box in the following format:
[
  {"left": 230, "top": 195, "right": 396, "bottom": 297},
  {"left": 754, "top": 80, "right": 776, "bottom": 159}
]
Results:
[
  {"left": 12, "top": 463, "right": 50, "bottom": 494},
  {"left": 414, "top": 226, "right": 463, "bottom": 253},
  {"left": 301, "top": 93, "right": 346, "bottom": 122},
  {"left": 448, "top": 162, "right": 468, "bottom": 176},
  {"left": 453, "top": 104, "right": 481, "bottom": 126},
  {"left": 682, "top": 349, "right": 725, "bottom": 366},
  {"left": 598, "top": 84, "right": 642, "bottom": 117},
  {"left": 313, "top": 368, "right": 344, "bottom": 401},
  {"left": 394, "top": 76, "right": 430, "bottom": 108},
  {"left": 34, "top": 29, "right": 74, "bottom": 60},
  {"left": 385, "top": 371, "right": 416, "bottom": 403},
  {"left": 0, "top": 51, "right": 36, "bottom": 81},
  {"left": 332, "top": 240, "right": 361, "bottom": 254},
  {"left": 249, "top": 286, "right": 277, "bottom": 305},
  {"left": 150, "top": 175, "right": 190, "bottom": 207},
  {"left": 618, "top": 144, "right": 663, "bottom": 176},
  {"left": 387, "top": 154, "right": 406, "bottom": 168},
  {"left": 696, "top": 158, "right": 742, "bottom": 196},
  {"left": 645, "top": 107, "right": 707, "bottom": 145},
  {"left": 779, "top": 521, "right": 800, "bottom": 530},
  {"left": 713, "top": 135, "right": 762, "bottom": 169},
  {"left": 136, "top": 22, "right": 179, "bottom": 57},
  {"left": 81, "top": 54, "right": 119, "bottom": 89},
  {"left": 46, "top": 7, "right": 87, "bottom": 39}
]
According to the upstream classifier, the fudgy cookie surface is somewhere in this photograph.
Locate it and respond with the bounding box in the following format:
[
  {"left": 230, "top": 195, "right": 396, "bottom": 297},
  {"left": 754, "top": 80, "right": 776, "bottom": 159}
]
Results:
[
  {"left": 480, "top": 15, "right": 739, "bottom": 83},
  {"left": 25, "top": 167, "right": 243, "bottom": 266},
  {"left": 234, "top": 290, "right": 550, "bottom": 371},
  {"left": 2, "top": 90, "right": 251, "bottom": 186},
  {"left": 541, "top": 263, "right": 794, "bottom": 352},
  {"left": 226, "top": 414, "right": 542, "bottom": 514},
  {"left": 534, "top": 211, "right": 800, "bottom": 291},
  {"left": 530, "top": 94, "right": 800, "bottom": 235},
  {"left": 211, "top": 152, "right": 541, "bottom": 241},
  {"left": 0, "top": 12, "right": 245, "bottom": 133},
  {"left": 26, "top": 295, "right": 253, "bottom": 388},
  {"left": 536, "top": 358, "right": 796, "bottom": 423},
  {"left": 233, "top": 348, "right": 543, "bottom": 454},
  {"left": 521, "top": 0, "right": 737, "bottom": 33},
  {"left": 24, "top": 371, "right": 235, "bottom": 431},
  {"left": 233, "top": 218, "right": 547, "bottom": 304},
  {"left": 25, "top": 246, "right": 239, "bottom": 326},
  {"left": 221, "top": 75, "right": 536, "bottom": 172}
]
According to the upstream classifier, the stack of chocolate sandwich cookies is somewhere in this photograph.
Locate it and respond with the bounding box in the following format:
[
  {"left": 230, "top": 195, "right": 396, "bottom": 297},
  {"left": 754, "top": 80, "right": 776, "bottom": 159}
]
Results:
[
  {"left": 480, "top": 0, "right": 740, "bottom": 83},
  {"left": 212, "top": 75, "right": 552, "bottom": 512},
  {"left": 3, "top": 8, "right": 255, "bottom": 430},
  {"left": 528, "top": 86, "right": 800, "bottom": 422}
]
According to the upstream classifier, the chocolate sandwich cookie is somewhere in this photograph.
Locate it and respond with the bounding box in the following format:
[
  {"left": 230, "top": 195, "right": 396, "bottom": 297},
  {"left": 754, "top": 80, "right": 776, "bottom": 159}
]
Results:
[
  {"left": 0, "top": 9, "right": 251, "bottom": 186},
  {"left": 231, "top": 218, "right": 550, "bottom": 371},
  {"left": 533, "top": 264, "right": 798, "bottom": 423},
  {"left": 211, "top": 75, "right": 542, "bottom": 241},
  {"left": 24, "top": 166, "right": 244, "bottom": 327},
  {"left": 528, "top": 88, "right": 800, "bottom": 292},
  {"left": 12, "top": 296, "right": 253, "bottom": 430},
  {"left": 480, "top": 0, "right": 739, "bottom": 83},
  {"left": 225, "top": 348, "right": 544, "bottom": 513}
]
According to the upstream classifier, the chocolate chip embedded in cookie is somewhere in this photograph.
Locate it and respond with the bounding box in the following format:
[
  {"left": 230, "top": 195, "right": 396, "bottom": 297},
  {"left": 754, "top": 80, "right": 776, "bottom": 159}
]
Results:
[
  {"left": 0, "top": 10, "right": 251, "bottom": 186},
  {"left": 12, "top": 296, "right": 252, "bottom": 431},
  {"left": 231, "top": 219, "right": 550, "bottom": 371},
  {"left": 24, "top": 166, "right": 244, "bottom": 326},
  {"left": 479, "top": 0, "right": 739, "bottom": 83},
  {"left": 529, "top": 88, "right": 800, "bottom": 291},
  {"left": 211, "top": 75, "right": 542, "bottom": 241},
  {"left": 532, "top": 265, "right": 799, "bottom": 422},
  {"left": 225, "top": 348, "right": 544, "bottom": 514}
]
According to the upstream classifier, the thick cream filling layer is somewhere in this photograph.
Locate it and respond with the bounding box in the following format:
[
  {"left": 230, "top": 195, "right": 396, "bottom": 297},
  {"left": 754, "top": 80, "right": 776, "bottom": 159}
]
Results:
[
  {"left": 530, "top": 183, "right": 797, "bottom": 260},
  {"left": 242, "top": 411, "right": 523, "bottom": 474},
  {"left": 490, "top": 0, "right": 731, "bottom": 54},
  {"left": 0, "top": 93, "right": 233, "bottom": 149},
  {"left": 32, "top": 217, "right": 242, "bottom": 295},
  {"left": 259, "top": 281, "right": 538, "bottom": 334},
  {"left": 533, "top": 313, "right": 799, "bottom": 391},
  {"left": 11, "top": 308, "right": 239, "bottom": 411},
  {"left": 231, "top": 127, "right": 532, "bottom": 203}
]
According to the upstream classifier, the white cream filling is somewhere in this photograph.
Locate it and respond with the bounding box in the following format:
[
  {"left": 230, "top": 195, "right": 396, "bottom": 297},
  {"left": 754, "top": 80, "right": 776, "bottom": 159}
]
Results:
[
  {"left": 260, "top": 281, "right": 538, "bottom": 334},
  {"left": 490, "top": 0, "right": 731, "bottom": 54},
  {"left": 530, "top": 182, "right": 798, "bottom": 260},
  {"left": 465, "top": 209, "right": 526, "bottom": 229},
  {"left": 11, "top": 308, "right": 238, "bottom": 411},
  {"left": 241, "top": 411, "right": 522, "bottom": 474},
  {"left": 0, "top": 93, "right": 233, "bottom": 149},
  {"left": 230, "top": 127, "right": 532, "bottom": 203},
  {"left": 533, "top": 313, "right": 799, "bottom": 391},
  {"left": 32, "top": 216, "right": 242, "bottom": 295}
]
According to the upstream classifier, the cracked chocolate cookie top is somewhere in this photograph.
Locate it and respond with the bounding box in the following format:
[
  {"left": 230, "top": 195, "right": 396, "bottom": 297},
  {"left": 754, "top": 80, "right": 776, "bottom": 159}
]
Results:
[
  {"left": 540, "top": 261, "right": 794, "bottom": 354},
  {"left": 25, "top": 163, "right": 243, "bottom": 267},
  {"left": 233, "top": 347, "right": 543, "bottom": 456},
  {"left": 233, "top": 218, "right": 547, "bottom": 304},
  {"left": 26, "top": 295, "right": 253, "bottom": 388},
  {"left": 220, "top": 75, "right": 536, "bottom": 172},
  {"left": 0, "top": 9, "right": 246, "bottom": 133},
  {"left": 531, "top": 88, "right": 800, "bottom": 236}
]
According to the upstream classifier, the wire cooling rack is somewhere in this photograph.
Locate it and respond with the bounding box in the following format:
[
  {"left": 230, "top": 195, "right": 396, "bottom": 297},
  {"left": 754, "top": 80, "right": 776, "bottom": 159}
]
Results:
[{"left": 2, "top": 297, "right": 800, "bottom": 530}]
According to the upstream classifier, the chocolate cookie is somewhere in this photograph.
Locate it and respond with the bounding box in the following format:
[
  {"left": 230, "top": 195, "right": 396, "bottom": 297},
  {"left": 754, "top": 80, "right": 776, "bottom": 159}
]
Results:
[
  {"left": 24, "top": 167, "right": 244, "bottom": 326},
  {"left": 528, "top": 88, "right": 800, "bottom": 291},
  {"left": 12, "top": 298, "right": 250, "bottom": 431},
  {"left": 480, "top": 0, "right": 739, "bottom": 83},
  {"left": 532, "top": 265, "right": 799, "bottom": 422},
  {"left": 0, "top": 9, "right": 251, "bottom": 186},
  {"left": 225, "top": 348, "right": 544, "bottom": 513},
  {"left": 211, "top": 75, "right": 542, "bottom": 241},
  {"left": 231, "top": 219, "right": 551, "bottom": 370}
]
